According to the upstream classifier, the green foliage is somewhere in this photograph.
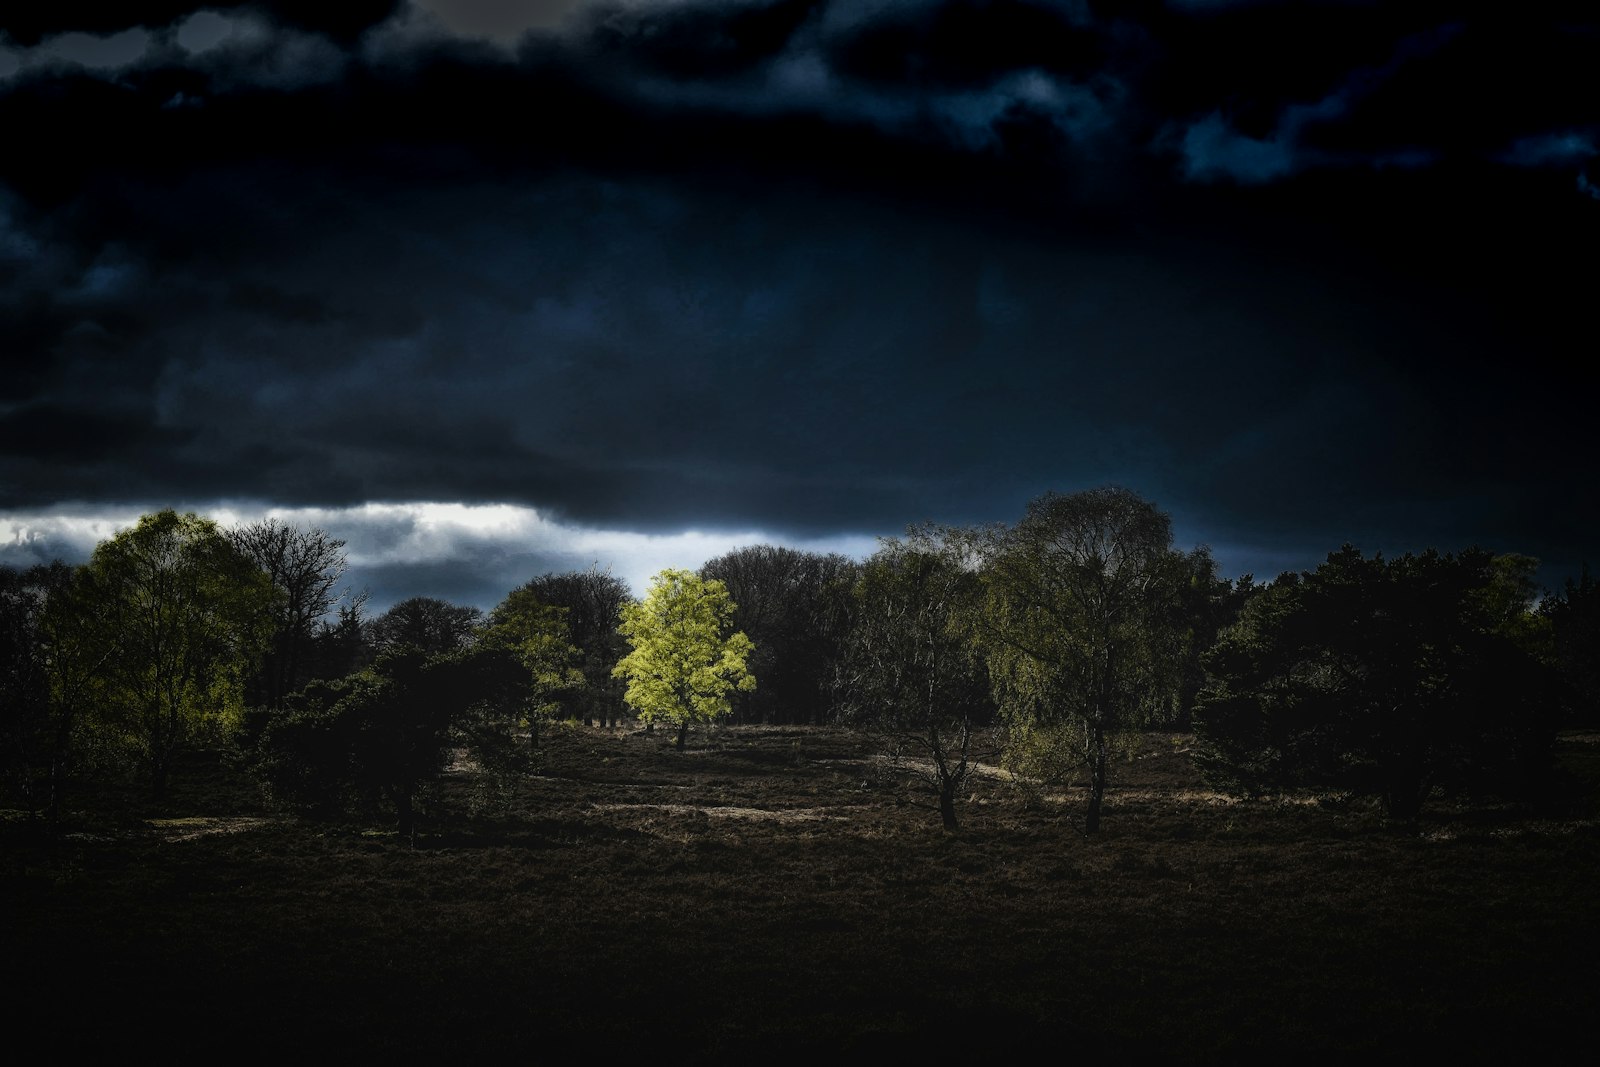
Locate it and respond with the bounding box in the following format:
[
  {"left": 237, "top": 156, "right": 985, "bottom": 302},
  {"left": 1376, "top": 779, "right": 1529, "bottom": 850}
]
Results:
[
  {"left": 508, "top": 567, "right": 631, "bottom": 727},
  {"left": 613, "top": 569, "right": 756, "bottom": 748},
  {"left": 1000, "top": 719, "right": 1143, "bottom": 809},
  {"left": 1543, "top": 566, "right": 1600, "bottom": 725},
  {"left": 0, "top": 562, "right": 97, "bottom": 820},
  {"left": 473, "top": 587, "right": 584, "bottom": 753},
  {"left": 253, "top": 587, "right": 582, "bottom": 832},
  {"left": 81, "top": 510, "right": 279, "bottom": 797},
  {"left": 1168, "top": 553, "right": 1260, "bottom": 729},
  {"left": 974, "top": 487, "right": 1188, "bottom": 832},
  {"left": 1194, "top": 546, "right": 1557, "bottom": 818}
]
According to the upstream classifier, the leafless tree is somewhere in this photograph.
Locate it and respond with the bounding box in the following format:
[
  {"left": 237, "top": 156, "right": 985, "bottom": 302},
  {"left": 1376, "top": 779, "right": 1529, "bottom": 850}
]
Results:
[{"left": 230, "top": 518, "right": 352, "bottom": 707}]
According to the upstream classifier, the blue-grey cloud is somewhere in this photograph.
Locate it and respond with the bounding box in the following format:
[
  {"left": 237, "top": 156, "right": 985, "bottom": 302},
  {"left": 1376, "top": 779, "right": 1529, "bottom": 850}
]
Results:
[
  {"left": 2, "top": 0, "right": 1597, "bottom": 599},
  {"left": 0, "top": 502, "right": 881, "bottom": 612},
  {"left": 411, "top": 0, "right": 587, "bottom": 43},
  {"left": 1502, "top": 131, "right": 1598, "bottom": 168},
  {"left": 1169, "top": 22, "right": 1459, "bottom": 183}
]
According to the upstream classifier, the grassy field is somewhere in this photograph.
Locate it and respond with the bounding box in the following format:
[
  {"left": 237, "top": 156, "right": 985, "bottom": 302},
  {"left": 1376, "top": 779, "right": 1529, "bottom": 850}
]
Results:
[{"left": 5, "top": 724, "right": 1599, "bottom": 1060}]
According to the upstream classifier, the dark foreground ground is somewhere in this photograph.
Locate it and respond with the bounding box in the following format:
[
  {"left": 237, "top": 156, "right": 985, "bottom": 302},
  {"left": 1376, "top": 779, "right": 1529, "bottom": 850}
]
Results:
[{"left": 5, "top": 725, "right": 1599, "bottom": 1061}]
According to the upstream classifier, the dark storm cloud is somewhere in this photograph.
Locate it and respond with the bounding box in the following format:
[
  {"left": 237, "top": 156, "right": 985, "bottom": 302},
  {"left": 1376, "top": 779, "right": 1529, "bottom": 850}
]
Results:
[
  {"left": 2, "top": 0, "right": 1597, "bottom": 584},
  {"left": 0, "top": 2, "right": 403, "bottom": 47},
  {"left": 1167, "top": 22, "right": 1463, "bottom": 183},
  {"left": 0, "top": 402, "right": 193, "bottom": 462}
]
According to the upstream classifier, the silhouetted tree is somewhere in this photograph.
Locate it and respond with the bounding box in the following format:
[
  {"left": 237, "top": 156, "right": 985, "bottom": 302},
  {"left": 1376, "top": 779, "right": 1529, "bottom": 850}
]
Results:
[
  {"left": 701, "top": 545, "right": 859, "bottom": 724},
  {"left": 474, "top": 586, "right": 583, "bottom": 751},
  {"left": 0, "top": 562, "right": 110, "bottom": 824},
  {"left": 837, "top": 527, "right": 992, "bottom": 830},
  {"left": 308, "top": 592, "right": 373, "bottom": 681},
  {"left": 367, "top": 596, "right": 482, "bottom": 658},
  {"left": 258, "top": 648, "right": 481, "bottom": 840},
  {"left": 1542, "top": 566, "right": 1600, "bottom": 726},
  {"left": 1168, "top": 554, "right": 1261, "bottom": 729},
  {"left": 352, "top": 649, "right": 463, "bottom": 840},
  {"left": 230, "top": 518, "right": 351, "bottom": 709},
  {"left": 510, "top": 568, "right": 630, "bottom": 728},
  {"left": 1, "top": 564, "right": 57, "bottom": 814},
  {"left": 253, "top": 674, "right": 367, "bottom": 818},
  {"left": 1195, "top": 546, "right": 1556, "bottom": 818}
]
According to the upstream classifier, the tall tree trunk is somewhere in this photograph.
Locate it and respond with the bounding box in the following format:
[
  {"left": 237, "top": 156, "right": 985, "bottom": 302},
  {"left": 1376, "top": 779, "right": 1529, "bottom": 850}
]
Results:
[
  {"left": 48, "top": 717, "right": 72, "bottom": 834},
  {"left": 1085, "top": 721, "right": 1107, "bottom": 834},
  {"left": 939, "top": 778, "right": 959, "bottom": 831},
  {"left": 47, "top": 756, "right": 64, "bottom": 834},
  {"left": 1382, "top": 743, "right": 1427, "bottom": 821},
  {"left": 675, "top": 719, "right": 688, "bottom": 750},
  {"left": 395, "top": 788, "right": 415, "bottom": 845}
]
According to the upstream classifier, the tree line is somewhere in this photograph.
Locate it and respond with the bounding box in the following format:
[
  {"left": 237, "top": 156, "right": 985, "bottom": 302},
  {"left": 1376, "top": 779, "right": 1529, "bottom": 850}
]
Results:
[{"left": 3, "top": 489, "right": 1595, "bottom": 836}]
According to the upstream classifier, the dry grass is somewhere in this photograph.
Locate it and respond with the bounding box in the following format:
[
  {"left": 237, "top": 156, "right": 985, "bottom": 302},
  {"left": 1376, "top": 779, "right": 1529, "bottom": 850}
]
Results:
[{"left": 4, "top": 724, "right": 1598, "bottom": 1061}]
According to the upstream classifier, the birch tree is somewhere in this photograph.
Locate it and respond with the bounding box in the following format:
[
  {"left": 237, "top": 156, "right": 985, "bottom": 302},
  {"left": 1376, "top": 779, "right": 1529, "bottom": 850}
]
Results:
[
  {"left": 838, "top": 527, "right": 991, "bottom": 830},
  {"left": 976, "top": 488, "right": 1185, "bottom": 834}
]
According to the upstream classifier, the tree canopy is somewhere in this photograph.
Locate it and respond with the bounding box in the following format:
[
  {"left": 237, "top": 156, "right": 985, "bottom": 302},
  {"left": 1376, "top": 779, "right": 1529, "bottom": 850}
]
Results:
[
  {"left": 0, "top": 562, "right": 97, "bottom": 823},
  {"left": 701, "top": 545, "right": 858, "bottom": 725},
  {"left": 613, "top": 569, "right": 756, "bottom": 749},
  {"left": 509, "top": 568, "right": 631, "bottom": 728},
  {"left": 1543, "top": 566, "right": 1600, "bottom": 726},
  {"left": 367, "top": 596, "right": 483, "bottom": 658},
  {"left": 473, "top": 587, "right": 584, "bottom": 751},
  {"left": 81, "top": 509, "right": 278, "bottom": 797},
  {"left": 229, "top": 518, "right": 351, "bottom": 709},
  {"left": 974, "top": 487, "right": 1188, "bottom": 833},
  {"left": 838, "top": 527, "right": 991, "bottom": 829},
  {"left": 1194, "top": 546, "right": 1556, "bottom": 818},
  {"left": 255, "top": 649, "right": 463, "bottom": 839}
]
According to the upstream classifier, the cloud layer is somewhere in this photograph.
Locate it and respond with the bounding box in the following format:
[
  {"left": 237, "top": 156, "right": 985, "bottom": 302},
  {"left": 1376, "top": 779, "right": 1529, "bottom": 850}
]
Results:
[
  {"left": 0, "top": 501, "right": 879, "bottom": 611},
  {"left": 4, "top": 1, "right": 1597, "bottom": 590}
]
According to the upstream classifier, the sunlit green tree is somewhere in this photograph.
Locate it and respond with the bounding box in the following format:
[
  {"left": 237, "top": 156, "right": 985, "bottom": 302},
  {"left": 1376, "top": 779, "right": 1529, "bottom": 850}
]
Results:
[{"left": 613, "top": 569, "right": 755, "bottom": 749}]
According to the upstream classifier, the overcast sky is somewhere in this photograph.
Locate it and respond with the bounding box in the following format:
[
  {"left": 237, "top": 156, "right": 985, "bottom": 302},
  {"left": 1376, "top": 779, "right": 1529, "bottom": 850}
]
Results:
[{"left": 3, "top": 1, "right": 1596, "bottom": 612}]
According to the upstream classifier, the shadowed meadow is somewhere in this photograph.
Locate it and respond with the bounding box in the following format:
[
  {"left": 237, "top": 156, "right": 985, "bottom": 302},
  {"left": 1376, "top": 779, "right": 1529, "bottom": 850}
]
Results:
[{"left": 6, "top": 723, "right": 1598, "bottom": 1061}]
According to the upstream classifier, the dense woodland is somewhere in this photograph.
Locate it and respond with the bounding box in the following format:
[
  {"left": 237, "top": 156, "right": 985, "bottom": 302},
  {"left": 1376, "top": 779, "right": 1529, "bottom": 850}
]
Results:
[{"left": 3, "top": 487, "right": 1594, "bottom": 836}]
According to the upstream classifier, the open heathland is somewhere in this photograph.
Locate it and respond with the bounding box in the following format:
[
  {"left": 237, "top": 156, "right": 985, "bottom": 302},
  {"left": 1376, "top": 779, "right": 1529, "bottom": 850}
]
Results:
[{"left": 5, "top": 725, "right": 1599, "bottom": 1060}]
